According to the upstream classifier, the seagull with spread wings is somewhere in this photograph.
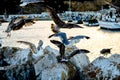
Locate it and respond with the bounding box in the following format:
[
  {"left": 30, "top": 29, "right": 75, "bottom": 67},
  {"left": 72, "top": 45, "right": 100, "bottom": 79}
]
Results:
[
  {"left": 50, "top": 40, "right": 90, "bottom": 62},
  {"left": 17, "top": 40, "right": 43, "bottom": 59},
  {"left": 49, "top": 32, "right": 90, "bottom": 45},
  {"left": 5, "top": 17, "right": 35, "bottom": 33}
]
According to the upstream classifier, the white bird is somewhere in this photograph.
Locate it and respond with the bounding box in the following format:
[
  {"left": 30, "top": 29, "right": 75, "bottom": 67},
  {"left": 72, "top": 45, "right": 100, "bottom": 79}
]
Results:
[
  {"left": 50, "top": 40, "right": 90, "bottom": 62},
  {"left": 17, "top": 40, "right": 43, "bottom": 59},
  {"left": 49, "top": 32, "right": 90, "bottom": 45}
]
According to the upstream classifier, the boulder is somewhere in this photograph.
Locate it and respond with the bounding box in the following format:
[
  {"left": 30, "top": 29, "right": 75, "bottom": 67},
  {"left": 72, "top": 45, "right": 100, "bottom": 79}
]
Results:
[
  {"left": 83, "top": 56, "right": 120, "bottom": 80},
  {"left": 41, "top": 63, "right": 69, "bottom": 80},
  {"left": 34, "top": 53, "right": 58, "bottom": 76}
]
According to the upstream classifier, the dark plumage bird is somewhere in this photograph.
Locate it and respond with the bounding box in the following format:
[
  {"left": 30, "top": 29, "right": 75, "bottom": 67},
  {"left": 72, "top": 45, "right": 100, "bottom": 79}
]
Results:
[
  {"left": 49, "top": 32, "right": 90, "bottom": 45},
  {"left": 50, "top": 40, "right": 90, "bottom": 62},
  {"left": 100, "top": 48, "right": 112, "bottom": 56},
  {"left": 45, "top": 5, "right": 83, "bottom": 29},
  {"left": 67, "top": 49, "right": 90, "bottom": 59},
  {"left": 5, "top": 17, "right": 35, "bottom": 33}
]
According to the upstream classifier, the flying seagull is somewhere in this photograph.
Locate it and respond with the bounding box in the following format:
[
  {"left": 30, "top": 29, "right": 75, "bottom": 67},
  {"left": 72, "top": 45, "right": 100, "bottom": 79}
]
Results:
[
  {"left": 5, "top": 17, "right": 35, "bottom": 33},
  {"left": 44, "top": 5, "right": 83, "bottom": 28},
  {"left": 49, "top": 32, "right": 90, "bottom": 45},
  {"left": 50, "top": 40, "right": 90, "bottom": 62}
]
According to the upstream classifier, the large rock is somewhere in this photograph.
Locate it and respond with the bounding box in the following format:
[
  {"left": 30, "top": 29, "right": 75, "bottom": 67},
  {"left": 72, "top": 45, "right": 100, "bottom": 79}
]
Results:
[
  {"left": 34, "top": 53, "right": 58, "bottom": 76},
  {"left": 65, "top": 45, "right": 90, "bottom": 70},
  {"left": 109, "top": 54, "right": 120, "bottom": 64},
  {"left": 41, "top": 63, "right": 69, "bottom": 80},
  {"left": 0, "top": 47, "right": 36, "bottom": 80},
  {"left": 70, "top": 53, "right": 90, "bottom": 70},
  {"left": 0, "top": 47, "right": 30, "bottom": 65},
  {"left": 83, "top": 56, "right": 120, "bottom": 80},
  {"left": 44, "top": 45, "right": 59, "bottom": 56}
]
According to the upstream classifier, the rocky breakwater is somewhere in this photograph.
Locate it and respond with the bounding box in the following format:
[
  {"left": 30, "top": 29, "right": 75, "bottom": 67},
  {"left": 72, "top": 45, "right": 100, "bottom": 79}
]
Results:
[
  {"left": 0, "top": 45, "right": 120, "bottom": 80},
  {"left": 0, "top": 45, "right": 76, "bottom": 80}
]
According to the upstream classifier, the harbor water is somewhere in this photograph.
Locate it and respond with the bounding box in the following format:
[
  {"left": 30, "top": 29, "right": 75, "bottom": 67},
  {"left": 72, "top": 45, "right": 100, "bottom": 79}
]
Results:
[{"left": 0, "top": 21, "right": 120, "bottom": 62}]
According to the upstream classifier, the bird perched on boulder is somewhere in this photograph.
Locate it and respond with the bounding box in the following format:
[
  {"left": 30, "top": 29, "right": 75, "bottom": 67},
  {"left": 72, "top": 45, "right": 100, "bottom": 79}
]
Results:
[
  {"left": 100, "top": 48, "right": 112, "bottom": 56},
  {"left": 50, "top": 40, "right": 90, "bottom": 62},
  {"left": 17, "top": 40, "right": 43, "bottom": 60}
]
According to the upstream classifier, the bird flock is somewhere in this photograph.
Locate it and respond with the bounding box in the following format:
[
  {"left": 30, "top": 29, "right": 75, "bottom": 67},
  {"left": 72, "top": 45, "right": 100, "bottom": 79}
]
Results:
[
  {"left": 1, "top": 3, "right": 112, "bottom": 59},
  {"left": 1, "top": 1, "right": 112, "bottom": 64}
]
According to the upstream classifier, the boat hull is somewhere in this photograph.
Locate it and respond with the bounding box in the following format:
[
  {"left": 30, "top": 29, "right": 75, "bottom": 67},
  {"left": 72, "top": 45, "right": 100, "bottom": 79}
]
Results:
[
  {"left": 83, "top": 21, "right": 99, "bottom": 26},
  {"left": 99, "top": 21, "right": 120, "bottom": 30}
]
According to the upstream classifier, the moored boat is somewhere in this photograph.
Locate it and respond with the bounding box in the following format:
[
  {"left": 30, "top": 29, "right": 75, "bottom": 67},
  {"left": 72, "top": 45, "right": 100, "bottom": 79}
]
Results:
[
  {"left": 99, "top": 21, "right": 120, "bottom": 30},
  {"left": 83, "top": 19, "right": 99, "bottom": 26}
]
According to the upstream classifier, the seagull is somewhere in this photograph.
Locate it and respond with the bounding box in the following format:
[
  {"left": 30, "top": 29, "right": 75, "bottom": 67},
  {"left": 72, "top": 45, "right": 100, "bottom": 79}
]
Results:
[
  {"left": 100, "top": 48, "right": 112, "bottom": 56},
  {"left": 17, "top": 40, "right": 43, "bottom": 59},
  {"left": 20, "top": 1, "right": 83, "bottom": 29},
  {"left": 48, "top": 32, "right": 90, "bottom": 45},
  {"left": 50, "top": 40, "right": 90, "bottom": 62},
  {"left": 5, "top": 17, "right": 35, "bottom": 33},
  {"left": 49, "top": 32, "right": 69, "bottom": 45},
  {"left": 44, "top": 5, "right": 83, "bottom": 29}
]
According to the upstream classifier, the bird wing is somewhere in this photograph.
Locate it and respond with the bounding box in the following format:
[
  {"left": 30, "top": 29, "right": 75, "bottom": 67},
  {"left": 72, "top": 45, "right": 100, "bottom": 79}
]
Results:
[
  {"left": 37, "top": 40, "right": 43, "bottom": 50},
  {"left": 45, "top": 5, "right": 83, "bottom": 29},
  {"left": 50, "top": 40, "right": 65, "bottom": 57},
  {"left": 5, "top": 17, "right": 25, "bottom": 32},
  {"left": 67, "top": 49, "right": 90, "bottom": 59},
  {"left": 64, "top": 24, "right": 83, "bottom": 28},
  {"left": 50, "top": 40, "right": 62, "bottom": 47},
  {"left": 17, "top": 41, "right": 38, "bottom": 54},
  {"left": 68, "top": 35, "right": 90, "bottom": 40},
  {"left": 67, "top": 49, "right": 81, "bottom": 59},
  {"left": 24, "top": 18, "right": 35, "bottom": 26},
  {"left": 49, "top": 32, "right": 69, "bottom": 45}
]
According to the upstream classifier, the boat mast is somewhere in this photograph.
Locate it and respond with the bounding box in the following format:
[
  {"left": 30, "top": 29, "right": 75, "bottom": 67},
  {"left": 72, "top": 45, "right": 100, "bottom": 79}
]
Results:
[{"left": 68, "top": 0, "right": 72, "bottom": 20}]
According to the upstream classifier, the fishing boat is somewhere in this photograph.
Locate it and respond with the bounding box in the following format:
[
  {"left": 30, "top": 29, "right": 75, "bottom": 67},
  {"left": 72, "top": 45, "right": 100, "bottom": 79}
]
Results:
[
  {"left": 83, "top": 18, "right": 99, "bottom": 26},
  {"left": 99, "top": 21, "right": 120, "bottom": 30}
]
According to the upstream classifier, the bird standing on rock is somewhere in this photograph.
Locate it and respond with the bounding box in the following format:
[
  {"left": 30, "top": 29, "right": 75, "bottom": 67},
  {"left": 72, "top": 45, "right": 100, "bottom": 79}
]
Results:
[
  {"left": 50, "top": 40, "right": 90, "bottom": 62},
  {"left": 17, "top": 40, "right": 43, "bottom": 60},
  {"left": 100, "top": 48, "right": 112, "bottom": 56}
]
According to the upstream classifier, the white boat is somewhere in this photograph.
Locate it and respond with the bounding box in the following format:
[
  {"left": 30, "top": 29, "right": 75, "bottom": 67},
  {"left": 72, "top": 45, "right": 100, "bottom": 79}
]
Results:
[{"left": 99, "top": 21, "right": 120, "bottom": 30}]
